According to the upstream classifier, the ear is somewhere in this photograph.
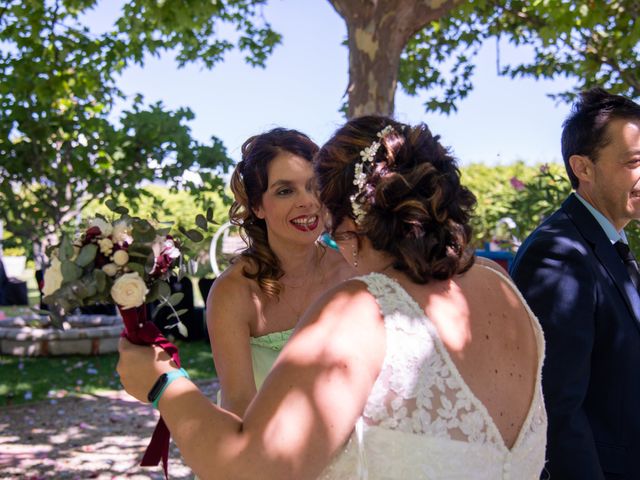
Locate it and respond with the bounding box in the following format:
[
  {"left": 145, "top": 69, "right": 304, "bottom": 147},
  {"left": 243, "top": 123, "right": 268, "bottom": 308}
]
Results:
[
  {"left": 252, "top": 204, "right": 265, "bottom": 219},
  {"left": 568, "top": 154, "right": 594, "bottom": 184}
]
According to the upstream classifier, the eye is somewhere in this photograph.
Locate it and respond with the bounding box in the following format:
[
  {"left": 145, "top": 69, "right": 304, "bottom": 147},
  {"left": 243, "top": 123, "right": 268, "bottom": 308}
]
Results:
[{"left": 276, "top": 187, "right": 293, "bottom": 196}]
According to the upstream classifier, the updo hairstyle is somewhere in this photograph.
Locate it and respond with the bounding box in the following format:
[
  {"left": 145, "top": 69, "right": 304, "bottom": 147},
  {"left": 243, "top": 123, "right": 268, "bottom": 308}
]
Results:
[
  {"left": 229, "top": 128, "right": 319, "bottom": 297},
  {"left": 315, "top": 116, "right": 476, "bottom": 283}
]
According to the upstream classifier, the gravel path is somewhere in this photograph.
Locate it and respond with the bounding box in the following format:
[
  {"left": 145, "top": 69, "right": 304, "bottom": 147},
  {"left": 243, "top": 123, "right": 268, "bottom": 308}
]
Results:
[{"left": 0, "top": 379, "right": 219, "bottom": 479}]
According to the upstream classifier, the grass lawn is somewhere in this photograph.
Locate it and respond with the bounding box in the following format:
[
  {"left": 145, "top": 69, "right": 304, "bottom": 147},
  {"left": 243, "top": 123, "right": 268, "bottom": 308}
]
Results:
[{"left": 0, "top": 338, "right": 217, "bottom": 407}]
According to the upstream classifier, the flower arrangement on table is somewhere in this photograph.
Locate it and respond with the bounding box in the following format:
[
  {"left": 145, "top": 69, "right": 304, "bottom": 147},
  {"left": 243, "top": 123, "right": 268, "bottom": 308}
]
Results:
[{"left": 41, "top": 202, "right": 215, "bottom": 478}]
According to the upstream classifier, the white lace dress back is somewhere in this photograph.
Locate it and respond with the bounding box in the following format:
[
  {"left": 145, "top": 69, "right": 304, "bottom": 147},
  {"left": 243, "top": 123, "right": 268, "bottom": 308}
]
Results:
[{"left": 319, "top": 271, "right": 547, "bottom": 480}]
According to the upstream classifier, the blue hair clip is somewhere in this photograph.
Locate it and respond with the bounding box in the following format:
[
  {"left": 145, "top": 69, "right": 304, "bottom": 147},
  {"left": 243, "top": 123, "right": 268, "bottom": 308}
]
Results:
[{"left": 320, "top": 232, "right": 339, "bottom": 251}]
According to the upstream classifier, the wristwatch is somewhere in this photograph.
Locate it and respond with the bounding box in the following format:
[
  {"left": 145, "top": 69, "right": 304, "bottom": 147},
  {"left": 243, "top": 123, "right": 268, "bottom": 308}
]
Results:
[{"left": 147, "top": 368, "right": 190, "bottom": 409}]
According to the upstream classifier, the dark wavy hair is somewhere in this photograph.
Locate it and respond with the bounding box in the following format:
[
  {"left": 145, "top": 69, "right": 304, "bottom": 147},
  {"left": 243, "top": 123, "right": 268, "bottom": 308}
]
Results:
[
  {"left": 315, "top": 115, "right": 476, "bottom": 284},
  {"left": 562, "top": 87, "right": 640, "bottom": 188},
  {"left": 229, "top": 128, "right": 319, "bottom": 297}
]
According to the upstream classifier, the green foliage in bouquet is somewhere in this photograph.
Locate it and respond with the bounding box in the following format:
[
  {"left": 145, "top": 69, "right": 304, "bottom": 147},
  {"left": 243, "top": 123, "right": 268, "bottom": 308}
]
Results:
[{"left": 41, "top": 201, "right": 217, "bottom": 329}]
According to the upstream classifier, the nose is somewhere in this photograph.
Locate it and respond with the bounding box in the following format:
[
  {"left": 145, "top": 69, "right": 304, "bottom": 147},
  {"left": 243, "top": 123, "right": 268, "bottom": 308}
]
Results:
[{"left": 298, "top": 188, "right": 319, "bottom": 208}]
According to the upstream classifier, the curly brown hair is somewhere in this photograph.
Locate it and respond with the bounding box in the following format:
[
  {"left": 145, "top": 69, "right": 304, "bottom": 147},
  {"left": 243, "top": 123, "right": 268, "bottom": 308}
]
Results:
[
  {"left": 228, "top": 128, "right": 319, "bottom": 297},
  {"left": 315, "top": 116, "right": 476, "bottom": 283}
]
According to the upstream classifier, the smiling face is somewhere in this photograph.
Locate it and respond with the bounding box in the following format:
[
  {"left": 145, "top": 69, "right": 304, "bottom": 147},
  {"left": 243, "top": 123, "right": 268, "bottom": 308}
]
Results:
[
  {"left": 253, "top": 151, "right": 322, "bottom": 246},
  {"left": 574, "top": 118, "right": 640, "bottom": 231}
]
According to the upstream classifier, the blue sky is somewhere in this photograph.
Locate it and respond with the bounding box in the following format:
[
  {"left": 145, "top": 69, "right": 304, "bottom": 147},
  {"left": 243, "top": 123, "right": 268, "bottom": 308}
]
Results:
[{"left": 87, "top": 0, "right": 577, "bottom": 166}]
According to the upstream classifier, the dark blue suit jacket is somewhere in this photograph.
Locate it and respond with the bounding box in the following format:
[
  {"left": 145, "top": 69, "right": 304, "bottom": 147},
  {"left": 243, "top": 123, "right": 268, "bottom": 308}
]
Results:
[{"left": 510, "top": 193, "right": 640, "bottom": 480}]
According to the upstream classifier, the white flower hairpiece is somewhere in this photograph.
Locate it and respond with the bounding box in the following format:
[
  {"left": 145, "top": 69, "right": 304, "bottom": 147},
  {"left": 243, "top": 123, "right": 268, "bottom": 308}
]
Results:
[{"left": 350, "top": 125, "right": 395, "bottom": 224}]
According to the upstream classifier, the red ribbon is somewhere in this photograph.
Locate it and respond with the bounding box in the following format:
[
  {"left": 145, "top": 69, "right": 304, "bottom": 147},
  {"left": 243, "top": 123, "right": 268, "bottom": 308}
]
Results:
[{"left": 119, "top": 305, "right": 180, "bottom": 479}]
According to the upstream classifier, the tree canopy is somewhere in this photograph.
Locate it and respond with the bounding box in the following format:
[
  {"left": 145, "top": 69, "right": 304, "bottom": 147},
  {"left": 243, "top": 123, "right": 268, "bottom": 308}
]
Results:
[
  {"left": 0, "top": 0, "right": 279, "bottom": 255},
  {"left": 402, "top": 0, "right": 640, "bottom": 114}
]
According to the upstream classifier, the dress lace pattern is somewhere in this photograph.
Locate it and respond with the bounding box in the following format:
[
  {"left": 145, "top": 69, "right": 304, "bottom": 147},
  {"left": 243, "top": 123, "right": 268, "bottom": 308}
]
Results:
[{"left": 320, "top": 271, "right": 547, "bottom": 480}]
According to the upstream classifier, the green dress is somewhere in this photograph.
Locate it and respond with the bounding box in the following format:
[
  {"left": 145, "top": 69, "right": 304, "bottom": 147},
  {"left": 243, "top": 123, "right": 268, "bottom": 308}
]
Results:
[{"left": 216, "top": 328, "right": 294, "bottom": 404}]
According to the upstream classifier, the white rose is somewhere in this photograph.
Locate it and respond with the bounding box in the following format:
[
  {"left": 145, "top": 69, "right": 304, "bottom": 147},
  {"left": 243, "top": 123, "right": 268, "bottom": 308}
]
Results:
[
  {"left": 110, "top": 272, "right": 148, "bottom": 309},
  {"left": 112, "top": 221, "right": 133, "bottom": 245},
  {"left": 112, "top": 250, "right": 129, "bottom": 266},
  {"left": 101, "top": 263, "right": 118, "bottom": 277},
  {"left": 89, "top": 218, "right": 113, "bottom": 236},
  {"left": 98, "top": 238, "right": 114, "bottom": 255},
  {"left": 42, "top": 257, "right": 63, "bottom": 296}
]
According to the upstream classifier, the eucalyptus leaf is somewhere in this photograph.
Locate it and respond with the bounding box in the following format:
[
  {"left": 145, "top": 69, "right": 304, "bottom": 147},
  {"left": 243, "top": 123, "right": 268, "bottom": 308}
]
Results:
[
  {"left": 206, "top": 207, "right": 215, "bottom": 223},
  {"left": 145, "top": 254, "right": 156, "bottom": 274},
  {"left": 59, "top": 235, "right": 75, "bottom": 261},
  {"left": 127, "top": 262, "right": 145, "bottom": 277},
  {"left": 167, "top": 308, "right": 189, "bottom": 320},
  {"left": 157, "top": 280, "right": 171, "bottom": 299},
  {"left": 195, "top": 214, "right": 208, "bottom": 230},
  {"left": 75, "top": 243, "right": 98, "bottom": 267},
  {"left": 105, "top": 198, "right": 118, "bottom": 212},
  {"left": 168, "top": 292, "right": 184, "bottom": 306},
  {"left": 92, "top": 269, "right": 107, "bottom": 292},
  {"left": 61, "top": 260, "right": 82, "bottom": 282},
  {"left": 114, "top": 206, "right": 129, "bottom": 215},
  {"left": 185, "top": 229, "right": 204, "bottom": 242}
]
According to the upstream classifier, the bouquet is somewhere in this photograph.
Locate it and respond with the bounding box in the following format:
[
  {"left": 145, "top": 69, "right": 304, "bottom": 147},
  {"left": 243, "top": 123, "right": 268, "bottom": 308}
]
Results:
[
  {"left": 43, "top": 214, "right": 189, "bottom": 334},
  {"left": 41, "top": 204, "right": 214, "bottom": 478}
]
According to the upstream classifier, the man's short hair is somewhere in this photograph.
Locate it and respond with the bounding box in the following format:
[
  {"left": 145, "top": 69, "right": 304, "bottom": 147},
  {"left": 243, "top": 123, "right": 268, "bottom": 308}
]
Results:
[{"left": 561, "top": 88, "right": 640, "bottom": 189}]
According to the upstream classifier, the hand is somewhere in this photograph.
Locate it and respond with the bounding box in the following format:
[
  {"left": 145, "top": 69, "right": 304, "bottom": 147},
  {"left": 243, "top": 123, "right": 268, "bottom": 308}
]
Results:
[{"left": 117, "top": 338, "right": 178, "bottom": 403}]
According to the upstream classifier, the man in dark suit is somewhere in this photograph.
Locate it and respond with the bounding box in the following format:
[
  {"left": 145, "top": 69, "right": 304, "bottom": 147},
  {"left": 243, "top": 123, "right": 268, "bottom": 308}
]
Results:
[{"left": 511, "top": 88, "right": 640, "bottom": 479}]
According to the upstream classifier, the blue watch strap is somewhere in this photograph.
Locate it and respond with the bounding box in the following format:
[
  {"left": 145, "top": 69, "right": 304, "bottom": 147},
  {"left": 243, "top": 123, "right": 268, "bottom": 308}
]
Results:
[{"left": 152, "top": 368, "right": 190, "bottom": 409}]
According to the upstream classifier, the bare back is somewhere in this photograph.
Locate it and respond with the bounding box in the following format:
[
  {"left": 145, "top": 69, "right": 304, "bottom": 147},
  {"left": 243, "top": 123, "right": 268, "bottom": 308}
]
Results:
[{"left": 401, "top": 262, "right": 540, "bottom": 448}]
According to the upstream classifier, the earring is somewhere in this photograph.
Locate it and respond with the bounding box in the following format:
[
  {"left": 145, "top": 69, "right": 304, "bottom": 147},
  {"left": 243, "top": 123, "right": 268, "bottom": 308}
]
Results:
[{"left": 352, "top": 244, "right": 359, "bottom": 268}]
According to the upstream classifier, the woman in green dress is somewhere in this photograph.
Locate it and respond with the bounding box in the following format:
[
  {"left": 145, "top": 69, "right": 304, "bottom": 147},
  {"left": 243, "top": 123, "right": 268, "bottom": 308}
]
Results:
[{"left": 206, "top": 128, "right": 353, "bottom": 416}]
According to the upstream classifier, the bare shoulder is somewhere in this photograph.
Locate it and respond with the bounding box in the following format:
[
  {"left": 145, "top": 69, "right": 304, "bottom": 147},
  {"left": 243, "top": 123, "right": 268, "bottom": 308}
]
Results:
[
  {"left": 206, "top": 258, "right": 260, "bottom": 326},
  {"left": 474, "top": 256, "right": 509, "bottom": 276}
]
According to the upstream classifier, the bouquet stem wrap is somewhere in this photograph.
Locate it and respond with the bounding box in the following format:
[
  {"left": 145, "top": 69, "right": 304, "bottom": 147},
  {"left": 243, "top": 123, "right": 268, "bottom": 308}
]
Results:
[{"left": 119, "top": 305, "right": 180, "bottom": 479}]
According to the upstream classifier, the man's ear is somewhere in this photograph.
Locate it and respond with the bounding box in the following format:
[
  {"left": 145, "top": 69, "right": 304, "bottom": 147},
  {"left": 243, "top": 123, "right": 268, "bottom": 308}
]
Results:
[{"left": 569, "top": 154, "right": 593, "bottom": 184}]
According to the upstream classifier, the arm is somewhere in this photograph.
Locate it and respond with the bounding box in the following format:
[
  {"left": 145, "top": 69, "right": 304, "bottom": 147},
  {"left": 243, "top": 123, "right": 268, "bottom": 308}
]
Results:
[
  {"left": 118, "top": 280, "right": 386, "bottom": 480},
  {"left": 206, "top": 270, "right": 257, "bottom": 416},
  {"left": 511, "top": 235, "right": 604, "bottom": 480}
]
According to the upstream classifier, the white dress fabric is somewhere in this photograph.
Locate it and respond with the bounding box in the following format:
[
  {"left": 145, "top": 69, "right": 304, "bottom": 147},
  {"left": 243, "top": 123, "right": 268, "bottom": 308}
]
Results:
[{"left": 319, "top": 271, "right": 547, "bottom": 480}]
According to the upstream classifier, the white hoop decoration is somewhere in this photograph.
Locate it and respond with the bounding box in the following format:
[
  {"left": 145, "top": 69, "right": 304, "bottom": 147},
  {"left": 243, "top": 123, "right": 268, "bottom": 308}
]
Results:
[{"left": 210, "top": 221, "right": 236, "bottom": 276}]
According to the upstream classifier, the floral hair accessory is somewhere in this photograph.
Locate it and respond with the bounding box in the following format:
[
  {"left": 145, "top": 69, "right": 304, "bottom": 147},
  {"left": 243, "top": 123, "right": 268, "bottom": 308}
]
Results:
[{"left": 350, "top": 124, "right": 395, "bottom": 224}]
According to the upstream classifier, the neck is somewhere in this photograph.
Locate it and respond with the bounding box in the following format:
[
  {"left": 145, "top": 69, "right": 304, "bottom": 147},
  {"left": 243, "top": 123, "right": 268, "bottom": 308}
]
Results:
[{"left": 270, "top": 241, "right": 320, "bottom": 282}]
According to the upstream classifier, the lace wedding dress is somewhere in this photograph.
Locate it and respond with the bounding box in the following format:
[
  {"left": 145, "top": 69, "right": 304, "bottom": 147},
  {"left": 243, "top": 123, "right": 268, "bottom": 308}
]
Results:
[{"left": 320, "top": 271, "right": 547, "bottom": 480}]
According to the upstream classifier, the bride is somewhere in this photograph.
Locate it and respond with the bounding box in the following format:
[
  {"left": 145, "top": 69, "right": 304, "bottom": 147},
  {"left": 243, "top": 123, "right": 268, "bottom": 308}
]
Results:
[{"left": 118, "top": 116, "right": 547, "bottom": 479}]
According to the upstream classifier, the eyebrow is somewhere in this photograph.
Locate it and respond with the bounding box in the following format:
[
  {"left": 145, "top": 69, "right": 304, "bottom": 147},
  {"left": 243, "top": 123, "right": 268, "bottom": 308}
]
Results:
[{"left": 268, "top": 179, "right": 293, "bottom": 188}]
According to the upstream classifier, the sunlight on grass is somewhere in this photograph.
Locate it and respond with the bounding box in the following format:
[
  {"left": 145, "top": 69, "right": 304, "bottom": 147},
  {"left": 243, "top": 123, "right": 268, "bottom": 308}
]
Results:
[{"left": 0, "top": 339, "right": 217, "bottom": 407}]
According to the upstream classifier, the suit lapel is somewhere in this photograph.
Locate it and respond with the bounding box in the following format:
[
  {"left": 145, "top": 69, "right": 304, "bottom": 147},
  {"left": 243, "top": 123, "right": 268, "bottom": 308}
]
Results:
[{"left": 562, "top": 194, "right": 640, "bottom": 331}]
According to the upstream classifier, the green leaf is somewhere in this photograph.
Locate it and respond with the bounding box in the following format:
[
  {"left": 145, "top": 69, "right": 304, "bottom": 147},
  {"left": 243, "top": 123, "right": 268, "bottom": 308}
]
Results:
[
  {"left": 157, "top": 280, "right": 171, "bottom": 299},
  {"left": 61, "top": 261, "right": 82, "bottom": 282},
  {"left": 75, "top": 243, "right": 98, "bottom": 267},
  {"left": 167, "top": 308, "right": 189, "bottom": 320},
  {"left": 127, "top": 262, "right": 145, "bottom": 276},
  {"left": 59, "top": 235, "right": 75, "bottom": 261},
  {"left": 185, "top": 229, "right": 204, "bottom": 242},
  {"left": 195, "top": 213, "right": 208, "bottom": 230},
  {"left": 168, "top": 292, "right": 184, "bottom": 306},
  {"left": 93, "top": 269, "right": 107, "bottom": 291},
  {"left": 206, "top": 207, "right": 215, "bottom": 223},
  {"left": 105, "top": 198, "right": 119, "bottom": 212}
]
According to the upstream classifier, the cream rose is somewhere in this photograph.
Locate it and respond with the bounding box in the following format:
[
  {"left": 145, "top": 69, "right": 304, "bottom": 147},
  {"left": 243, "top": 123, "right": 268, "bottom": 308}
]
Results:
[
  {"left": 101, "top": 263, "right": 118, "bottom": 277},
  {"left": 110, "top": 272, "right": 148, "bottom": 309},
  {"left": 112, "top": 250, "right": 129, "bottom": 266},
  {"left": 42, "top": 257, "right": 63, "bottom": 296},
  {"left": 89, "top": 218, "right": 113, "bottom": 236}
]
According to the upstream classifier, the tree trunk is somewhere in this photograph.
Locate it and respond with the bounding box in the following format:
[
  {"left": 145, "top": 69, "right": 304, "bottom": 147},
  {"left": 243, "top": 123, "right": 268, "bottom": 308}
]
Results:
[{"left": 329, "top": 0, "right": 461, "bottom": 117}]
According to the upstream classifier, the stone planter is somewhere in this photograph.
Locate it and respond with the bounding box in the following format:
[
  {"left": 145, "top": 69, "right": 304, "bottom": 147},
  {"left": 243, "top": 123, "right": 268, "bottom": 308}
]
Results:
[{"left": 0, "top": 314, "right": 123, "bottom": 356}]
